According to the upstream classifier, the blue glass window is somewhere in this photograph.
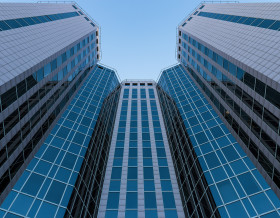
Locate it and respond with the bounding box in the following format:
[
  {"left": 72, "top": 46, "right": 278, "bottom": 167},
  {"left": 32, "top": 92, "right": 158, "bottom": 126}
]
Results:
[
  {"left": 157, "top": 148, "right": 166, "bottom": 157},
  {"left": 158, "top": 158, "right": 168, "bottom": 166},
  {"left": 72, "top": 132, "right": 85, "bottom": 144},
  {"left": 143, "top": 148, "right": 152, "bottom": 158},
  {"left": 115, "top": 148, "right": 124, "bottom": 158},
  {"left": 250, "top": 193, "right": 274, "bottom": 214},
  {"left": 61, "top": 153, "right": 77, "bottom": 169},
  {"left": 127, "top": 180, "right": 138, "bottom": 191},
  {"left": 127, "top": 167, "right": 138, "bottom": 179},
  {"left": 162, "top": 192, "right": 176, "bottom": 208},
  {"left": 126, "top": 192, "right": 138, "bottom": 209},
  {"left": 159, "top": 167, "right": 170, "bottom": 179},
  {"left": 107, "top": 192, "right": 120, "bottom": 209},
  {"left": 128, "top": 158, "right": 137, "bottom": 166},
  {"left": 238, "top": 172, "right": 260, "bottom": 195},
  {"left": 55, "top": 167, "right": 71, "bottom": 183},
  {"left": 143, "top": 158, "right": 153, "bottom": 166},
  {"left": 165, "top": 210, "right": 178, "bottom": 218},
  {"left": 154, "top": 133, "right": 163, "bottom": 140},
  {"left": 125, "top": 210, "right": 137, "bottom": 218},
  {"left": 129, "top": 148, "right": 137, "bottom": 158},
  {"left": 113, "top": 159, "right": 123, "bottom": 166},
  {"left": 221, "top": 146, "right": 239, "bottom": 162},
  {"left": 45, "top": 180, "right": 66, "bottom": 204},
  {"left": 110, "top": 181, "right": 121, "bottom": 191},
  {"left": 44, "top": 63, "right": 51, "bottom": 77},
  {"left": 144, "top": 180, "right": 155, "bottom": 191},
  {"left": 216, "top": 180, "right": 238, "bottom": 203},
  {"left": 130, "top": 133, "right": 137, "bottom": 140},
  {"left": 36, "top": 202, "right": 57, "bottom": 217},
  {"left": 142, "top": 133, "right": 150, "bottom": 140},
  {"left": 145, "top": 210, "right": 158, "bottom": 218},
  {"left": 144, "top": 167, "right": 154, "bottom": 179},
  {"left": 34, "top": 160, "right": 51, "bottom": 175},
  {"left": 111, "top": 167, "right": 122, "bottom": 179},
  {"left": 117, "top": 133, "right": 125, "bottom": 140},
  {"left": 161, "top": 180, "right": 172, "bottom": 191},
  {"left": 10, "top": 194, "right": 33, "bottom": 215},
  {"left": 144, "top": 192, "right": 157, "bottom": 209},
  {"left": 204, "top": 152, "right": 220, "bottom": 169}
]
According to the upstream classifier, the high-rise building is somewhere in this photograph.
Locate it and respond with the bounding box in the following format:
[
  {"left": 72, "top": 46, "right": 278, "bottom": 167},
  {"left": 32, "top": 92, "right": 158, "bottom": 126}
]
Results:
[
  {"left": 0, "top": 2, "right": 280, "bottom": 218},
  {"left": 98, "top": 81, "right": 184, "bottom": 218},
  {"left": 158, "top": 64, "right": 280, "bottom": 217},
  {"left": 176, "top": 2, "right": 280, "bottom": 199},
  {"left": 0, "top": 64, "right": 119, "bottom": 218},
  {"left": 0, "top": 1, "right": 103, "bottom": 213}
]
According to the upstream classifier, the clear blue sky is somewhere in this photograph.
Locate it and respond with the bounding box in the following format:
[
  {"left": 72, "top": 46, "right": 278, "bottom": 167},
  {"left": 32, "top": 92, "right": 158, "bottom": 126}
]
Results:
[
  {"left": 4, "top": 0, "right": 279, "bottom": 80},
  {"left": 81, "top": 0, "right": 202, "bottom": 80}
]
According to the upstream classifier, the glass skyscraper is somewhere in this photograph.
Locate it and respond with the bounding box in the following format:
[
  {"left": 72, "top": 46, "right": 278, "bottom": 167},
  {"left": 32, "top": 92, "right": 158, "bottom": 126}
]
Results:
[
  {"left": 176, "top": 2, "right": 280, "bottom": 200},
  {"left": 0, "top": 2, "right": 280, "bottom": 218},
  {"left": 98, "top": 81, "right": 184, "bottom": 218},
  {"left": 0, "top": 2, "right": 100, "bottom": 207}
]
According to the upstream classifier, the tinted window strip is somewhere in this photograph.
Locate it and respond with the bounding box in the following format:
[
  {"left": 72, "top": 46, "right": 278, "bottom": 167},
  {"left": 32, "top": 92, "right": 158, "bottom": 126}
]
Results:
[
  {"left": 0, "top": 11, "right": 80, "bottom": 32},
  {"left": 0, "top": 64, "right": 94, "bottom": 197},
  {"left": 0, "top": 51, "right": 96, "bottom": 173},
  {"left": 197, "top": 11, "right": 280, "bottom": 31},
  {"left": 0, "top": 32, "right": 96, "bottom": 113},
  {"left": 0, "top": 40, "right": 96, "bottom": 140}
]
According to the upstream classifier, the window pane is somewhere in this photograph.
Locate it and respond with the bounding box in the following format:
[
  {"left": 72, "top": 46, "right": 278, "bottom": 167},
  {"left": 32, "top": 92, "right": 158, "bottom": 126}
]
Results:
[
  {"left": 126, "top": 192, "right": 137, "bottom": 209},
  {"left": 107, "top": 192, "right": 120, "bottom": 209},
  {"left": 162, "top": 192, "right": 176, "bottom": 208},
  {"left": 145, "top": 192, "right": 157, "bottom": 209}
]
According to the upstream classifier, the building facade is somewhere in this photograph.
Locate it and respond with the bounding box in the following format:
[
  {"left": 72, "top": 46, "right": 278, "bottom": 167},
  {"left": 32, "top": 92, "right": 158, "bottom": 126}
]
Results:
[
  {"left": 0, "top": 64, "right": 119, "bottom": 217},
  {"left": 0, "top": 2, "right": 280, "bottom": 218},
  {"left": 158, "top": 64, "right": 280, "bottom": 217},
  {"left": 98, "top": 81, "right": 184, "bottom": 218},
  {"left": 177, "top": 2, "right": 280, "bottom": 199},
  {"left": 0, "top": 2, "right": 100, "bottom": 204}
]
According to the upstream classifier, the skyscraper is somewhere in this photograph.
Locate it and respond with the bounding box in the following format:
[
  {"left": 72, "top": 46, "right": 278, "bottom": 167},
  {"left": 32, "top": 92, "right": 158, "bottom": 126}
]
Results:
[
  {"left": 98, "top": 81, "right": 184, "bottom": 218},
  {"left": 158, "top": 64, "right": 280, "bottom": 217},
  {"left": 0, "top": 2, "right": 280, "bottom": 218},
  {"left": 176, "top": 2, "right": 280, "bottom": 198},
  {"left": 0, "top": 2, "right": 107, "bottom": 215}
]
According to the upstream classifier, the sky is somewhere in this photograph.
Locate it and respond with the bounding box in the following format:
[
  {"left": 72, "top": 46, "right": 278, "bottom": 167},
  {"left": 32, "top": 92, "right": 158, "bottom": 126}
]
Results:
[{"left": 3, "top": 0, "right": 280, "bottom": 81}]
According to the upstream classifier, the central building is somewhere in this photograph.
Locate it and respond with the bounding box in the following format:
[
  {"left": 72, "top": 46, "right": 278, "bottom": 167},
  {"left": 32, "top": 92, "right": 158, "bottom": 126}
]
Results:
[{"left": 98, "top": 81, "right": 184, "bottom": 218}]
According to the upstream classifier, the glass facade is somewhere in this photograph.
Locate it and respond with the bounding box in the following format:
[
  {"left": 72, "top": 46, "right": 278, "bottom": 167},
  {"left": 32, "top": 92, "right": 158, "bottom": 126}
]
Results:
[
  {"left": 157, "top": 85, "right": 219, "bottom": 217},
  {"left": 98, "top": 81, "right": 184, "bottom": 218},
  {"left": 1, "top": 2, "right": 280, "bottom": 218},
  {"left": 158, "top": 64, "right": 280, "bottom": 217},
  {"left": 0, "top": 65, "right": 119, "bottom": 217},
  {"left": 65, "top": 84, "right": 121, "bottom": 217},
  {"left": 0, "top": 31, "right": 99, "bottom": 204},
  {"left": 178, "top": 10, "right": 280, "bottom": 196}
]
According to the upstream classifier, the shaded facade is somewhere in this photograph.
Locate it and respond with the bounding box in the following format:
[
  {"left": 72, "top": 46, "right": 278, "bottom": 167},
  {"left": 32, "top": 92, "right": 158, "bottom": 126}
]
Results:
[
  {"left": 65, "top": 83, "right": 121, "bottom": 217},
  {"left": 157, "top": 85, "right": 220, "bottom": 217}
]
